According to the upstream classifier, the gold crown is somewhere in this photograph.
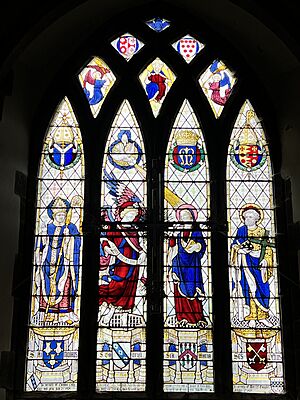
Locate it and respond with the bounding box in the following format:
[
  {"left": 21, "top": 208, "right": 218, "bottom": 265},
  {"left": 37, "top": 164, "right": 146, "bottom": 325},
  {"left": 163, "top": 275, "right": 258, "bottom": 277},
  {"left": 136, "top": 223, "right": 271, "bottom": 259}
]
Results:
[{"left": 174, "top": 130, "right": 199, "bottom": 146}]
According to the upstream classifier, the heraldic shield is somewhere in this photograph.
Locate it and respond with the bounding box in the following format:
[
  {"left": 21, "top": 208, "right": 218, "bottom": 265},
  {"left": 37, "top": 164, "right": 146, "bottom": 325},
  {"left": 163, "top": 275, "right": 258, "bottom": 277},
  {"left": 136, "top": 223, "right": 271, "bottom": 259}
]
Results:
[
  {"left": 246, "top": 340, "right": 267, "bottom": 372},
  {"left": 234, "top": 144, "right": 262, "bottom": 169},
  {"left": 116, "top": 35, "right": 139, "bottom": 59},
  {"left": 43, "top": 339, "right": 64, "bottom": 369},
  {"left": 112, "top": 342, "right": 131, "bottom": 369},
  {"left": 171, "top": 130, "right": 204, "bottom": 172},
  {"left": 176, "top": 37, "right": 200, "bottom": 62},
  {"left": 173, "top": 145, "right": 200, "bottom": 170},
  {"left": 179, "top": 342, "right": 197, "bottom": 370}
]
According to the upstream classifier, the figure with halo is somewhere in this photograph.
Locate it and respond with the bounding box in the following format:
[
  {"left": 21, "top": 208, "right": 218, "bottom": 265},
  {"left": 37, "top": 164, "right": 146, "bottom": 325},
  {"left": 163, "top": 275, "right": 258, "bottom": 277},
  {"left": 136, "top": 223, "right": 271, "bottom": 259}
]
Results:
[{"left": 230, "top": 204, "right": 274, "bottom": 328}]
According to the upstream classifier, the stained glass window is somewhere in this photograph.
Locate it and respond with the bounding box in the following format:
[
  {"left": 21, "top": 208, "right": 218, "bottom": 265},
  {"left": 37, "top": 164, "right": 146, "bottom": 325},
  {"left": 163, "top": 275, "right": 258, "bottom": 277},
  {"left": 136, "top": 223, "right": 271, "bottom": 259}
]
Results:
[
  {"left": 78, "top": 57, "right": 116, "bottom": 118},
  {"left": 146, "top": 17, "right": 170, "bottom": 32},
  {"left": 164, "top": 100, "right": 214, "bottom": 392},
  {"left": 199, "top": 59, "right": 236, "bottom": 118},
  {"left": 111, "top": 33, "right": 144, "bottom": 61},
  {"left": 25, "top": 97, "right": 84, "bottom": 391},
  {"left": 139, "top": 58, "right": 176, "bottom": 117},
  {"left": 227, "top": 100, "right": 284, "bottom": 394},
  {"left": 97, "top": 100, "right": 147, "bottom": 391},
  {"left": 21, "top": 13, "right": 290, "bottom": 398},
  {"left": 172, "top": 35, "right": 205, "bottom": 63}
]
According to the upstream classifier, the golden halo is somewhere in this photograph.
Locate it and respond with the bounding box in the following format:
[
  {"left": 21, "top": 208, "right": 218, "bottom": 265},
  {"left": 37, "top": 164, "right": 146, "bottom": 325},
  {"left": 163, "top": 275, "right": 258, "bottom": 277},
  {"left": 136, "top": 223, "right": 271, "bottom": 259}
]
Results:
[{"left": 239, "top": 203, "right": 264, "bottom": 224}]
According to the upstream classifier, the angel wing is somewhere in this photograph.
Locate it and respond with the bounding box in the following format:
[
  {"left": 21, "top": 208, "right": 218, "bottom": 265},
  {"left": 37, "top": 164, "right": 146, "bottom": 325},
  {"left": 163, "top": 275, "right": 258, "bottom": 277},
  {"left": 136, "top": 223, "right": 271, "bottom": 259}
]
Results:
[{"left": 104, "top": 170, "right": 141, "bottom": 207}]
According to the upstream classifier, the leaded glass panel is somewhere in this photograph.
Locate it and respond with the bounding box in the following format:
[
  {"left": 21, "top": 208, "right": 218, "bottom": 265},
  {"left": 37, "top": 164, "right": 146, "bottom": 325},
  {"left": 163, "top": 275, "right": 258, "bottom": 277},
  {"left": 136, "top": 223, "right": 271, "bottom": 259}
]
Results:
[
  {"left": 163, "top": 100, "right": 214, "bottom": 392},
  {"left": 139, "top": 58, "right": 176, "bottom": 117},
  {"left": 146, "top": 17, "right": 170, "bottom": 32},
  {"left": 111, "top": 33, "right": 144, "bottom": 61},
  {"left": 78, "top": 57, "right": 116, "bottom": 118},
  {"left": 227, "top": 100, "right": 284, "bottom": 394},
  {"left": 172, "top": 35, "right": 205, "bottom": 64},
  {"left": 96, "top": 100, "right": 147, "bottom": 391},
  {"left": 199, "top": 59, "right": 236, "bottom": 118},
  {"left": 25, "top": 98, "right": 84, "bottom": 391}
]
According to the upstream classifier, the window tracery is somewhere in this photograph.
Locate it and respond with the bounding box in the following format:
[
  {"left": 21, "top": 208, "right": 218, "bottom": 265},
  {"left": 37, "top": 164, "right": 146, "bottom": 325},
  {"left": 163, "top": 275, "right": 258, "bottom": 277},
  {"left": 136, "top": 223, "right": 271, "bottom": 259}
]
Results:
[{"left": 23, "top": 14, "right": 285, "bottom": 397}]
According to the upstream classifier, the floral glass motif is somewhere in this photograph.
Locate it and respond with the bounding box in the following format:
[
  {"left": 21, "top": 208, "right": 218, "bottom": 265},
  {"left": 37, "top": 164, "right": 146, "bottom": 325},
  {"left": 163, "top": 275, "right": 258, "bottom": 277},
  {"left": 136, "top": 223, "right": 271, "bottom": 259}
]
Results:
[
  {"left": 139, "top": 58, "right": 176, "bottom": 117},
  {"left": 25, "top": 98, "right": 84, "bottom": 391},
  {"left": 146, "top": 17, "right": 170, "bottom": 32},
  {"left": 199, "top": 59, "right": 236, "bottom": 118},
  {"left": 111, "top": 33, "right": 144, "bottom": 61},
  {"left": 227, "top": 101, "right": 284, "bottom": 394},
  {"left": 78, "top": 57, "right": 116, "bottom": 118},
  {"left": 164, "top": 100, "right": 214, "bottom": 392},
  {"left": 97, "top": 100, "right": 147, "bottom": 392},
  {"left": 172, "top": 35, "right": 205, "bottom": 64}
]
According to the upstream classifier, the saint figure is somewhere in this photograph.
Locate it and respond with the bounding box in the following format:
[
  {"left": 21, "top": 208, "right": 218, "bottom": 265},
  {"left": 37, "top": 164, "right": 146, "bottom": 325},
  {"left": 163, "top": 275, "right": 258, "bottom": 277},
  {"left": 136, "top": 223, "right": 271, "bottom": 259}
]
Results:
[
  {"left": 230, "top": 205, "right": 274, "bottom": 328},
  {"left": 99, "top": 172, "right": 146, "bottom": 325},
  {"left": 208, "top": 73, "right": 232, "bottom": 106},
  {"left": 145, "top": 59, "right": 167, "bottom": 102},
  {"left": 168, "top": 204, "right": 207, "bottom": 327},
  {"left": 83, "top": 65, "right": 110, "bottom": 105},
  {"left": 35, "top": 197, "right": 81, "bottom": 324}
]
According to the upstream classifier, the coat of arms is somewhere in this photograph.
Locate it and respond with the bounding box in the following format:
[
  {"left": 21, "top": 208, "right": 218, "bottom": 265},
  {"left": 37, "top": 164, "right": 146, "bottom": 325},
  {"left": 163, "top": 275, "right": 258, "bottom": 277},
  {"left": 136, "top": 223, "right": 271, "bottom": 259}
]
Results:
[
  {"left": 246, "top": 340, "right": 267, "bottom": 371},
  {"left": 176, "top": 36, "right": 201, "bottom": 63},
  {"left": 112, "top": 342, "right": 131, "bottom": 369},
  {"left": 43, "top": 339, "right": 64, "bottom": 369},
  {"left": 230, "top": 110, "right": 266, "bottom": 171},
  {"left": 46, "top": 126, "right": 81, "bottom": 170},
  {"left": 116, "top": 34, "right": 140, "bottom": 60},
  {"left": 179, "top": 342, "right": 198, "bottom": 370},
  {"left": 170, "top": 130, "right": 204, "bottom": 172}
]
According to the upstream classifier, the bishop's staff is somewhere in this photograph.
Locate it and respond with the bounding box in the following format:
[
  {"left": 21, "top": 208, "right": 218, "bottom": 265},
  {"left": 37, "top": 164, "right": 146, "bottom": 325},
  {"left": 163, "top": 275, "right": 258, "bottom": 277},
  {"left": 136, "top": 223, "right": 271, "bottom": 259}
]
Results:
[{"left": 43, "top": 195, "right": 84, "bottom": 323}]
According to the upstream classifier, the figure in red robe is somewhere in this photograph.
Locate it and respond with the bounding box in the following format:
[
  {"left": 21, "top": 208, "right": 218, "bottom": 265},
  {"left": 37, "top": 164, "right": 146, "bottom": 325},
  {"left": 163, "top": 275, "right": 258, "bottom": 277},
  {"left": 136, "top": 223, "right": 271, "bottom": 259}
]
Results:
[
  {"left": 209, "top": 74, "right": 232, "bottom": 106},
  {"left": 145, "top": 59, "right": 167, "bottom": 102},
  {"left": 99, "top": 171, "right": 146, "bottom": 325},
  {"left": 168, "top": 204, "right": 207, "bottom": 328}
]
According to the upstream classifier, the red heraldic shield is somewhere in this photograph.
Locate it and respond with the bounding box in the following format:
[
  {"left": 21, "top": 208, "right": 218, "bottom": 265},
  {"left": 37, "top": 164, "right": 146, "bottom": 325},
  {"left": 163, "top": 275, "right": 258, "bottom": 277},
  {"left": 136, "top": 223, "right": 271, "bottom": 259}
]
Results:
[
  {"left": 246, "top": 341, "right": 267, "bottom": 371},
  {"left": 118, "top": 36, "right": 138, "bottom": 58},
  {"left": 238, "top": 144, "right": 259, "bottom": 168},
  {"left": 179, "top": 38, "right": 198, "bottom": 60}
]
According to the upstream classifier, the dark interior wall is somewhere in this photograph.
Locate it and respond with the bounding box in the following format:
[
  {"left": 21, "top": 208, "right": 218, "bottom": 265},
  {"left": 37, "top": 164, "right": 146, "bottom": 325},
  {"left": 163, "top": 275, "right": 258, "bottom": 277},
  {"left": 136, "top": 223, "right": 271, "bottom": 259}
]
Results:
[{"left": 0, "top": 0, "right": 299, "bottom": 397}]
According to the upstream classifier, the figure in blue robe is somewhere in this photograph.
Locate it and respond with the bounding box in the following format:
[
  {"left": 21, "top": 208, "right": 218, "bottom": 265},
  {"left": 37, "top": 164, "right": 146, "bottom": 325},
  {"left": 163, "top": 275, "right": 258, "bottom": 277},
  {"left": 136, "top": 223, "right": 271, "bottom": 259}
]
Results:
[
  {"left": 168, "top": 205, "right": 207, "bottom": 327},
  {"left": 36, "top": 197, "right": 81, "bottom": 323},
  {"left": 230, "top": 207, "right": 274, "bottom": 327},
  {"left": 84, "top": 79, "right": 106, "bottom": 105}
]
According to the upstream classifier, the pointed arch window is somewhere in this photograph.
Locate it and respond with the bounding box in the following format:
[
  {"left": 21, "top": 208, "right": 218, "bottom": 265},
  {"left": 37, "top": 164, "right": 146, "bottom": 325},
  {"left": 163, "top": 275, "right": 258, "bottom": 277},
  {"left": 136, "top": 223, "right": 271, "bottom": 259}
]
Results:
[
  {"left": 25, "top": 98, "right": 84, "bottom": 391},
  {"left": 227, "top": 101, "right": 284, "bottom": 393},
  {"left": 97, "top": 100, "right": 147, "bottom": 391},
  {"left": 19, "top": 11, "right": 290, "bottom": 399},
  {"left": 164, "top": 100, "right": 213, "bottom": 392}
]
